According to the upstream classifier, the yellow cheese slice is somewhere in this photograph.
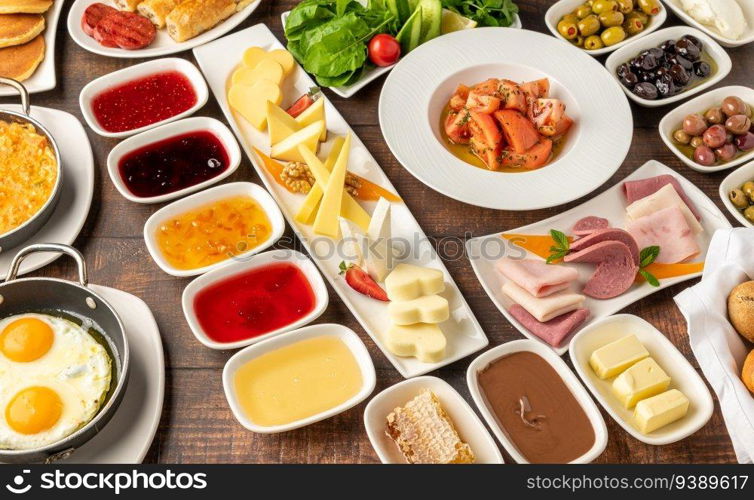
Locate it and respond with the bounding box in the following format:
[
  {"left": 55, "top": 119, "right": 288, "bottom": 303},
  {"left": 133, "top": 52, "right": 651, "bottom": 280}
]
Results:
[
  {"left": 232, "top": 59, "right": 284, "bottom": 87},
  {"left": 266, "top": 49, "right": 295, "bottom": 75},
  {"left": 242, "top": 46, "right": 267, "bottom": 68},
  {"left": 295, "top": 136, "right": 345, "bottom": 225},
  {"left": 295, "top": 98, "right": 326, "bottom": 141},
  {"left": 228, "top": 80, "right": 282, "bottom": 131},
  {"left": 270, "top": 121, "right": 324, "bottom": 162},
  {"left": 312, "top": 135, "right": 350, "bottom": 237},
  {"left": 266, "top": 100, "right": 299, "bottom": 145}
]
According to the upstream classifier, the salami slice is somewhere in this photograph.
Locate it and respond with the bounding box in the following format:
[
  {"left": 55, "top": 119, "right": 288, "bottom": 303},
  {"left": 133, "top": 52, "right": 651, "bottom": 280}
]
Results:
[
  {"left": 93, "top": 11, "right": 156, "bottom": 50},
  {"left": 81, "top": 2, "right": 117, "bottom": 37},
  {"left": 571, "top": 216, "right": 609, "bottom": 237},
  {"left": 564, "top": 241, "right": 638, "bottom": 299}
]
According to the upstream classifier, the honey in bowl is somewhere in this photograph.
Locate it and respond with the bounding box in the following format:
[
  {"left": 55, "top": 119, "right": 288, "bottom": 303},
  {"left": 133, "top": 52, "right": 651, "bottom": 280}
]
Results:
[{"left": 155, "top": 195, "right": 272, "bottom": 270}]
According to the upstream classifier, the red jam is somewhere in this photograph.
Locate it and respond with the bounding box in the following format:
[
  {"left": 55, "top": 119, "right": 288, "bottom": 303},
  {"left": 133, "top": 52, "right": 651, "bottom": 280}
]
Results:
[
  {"left": 193, "top": 262, "right": 317, "bottom": 344},
  {"left": 92, "top": 71, "right": 197, "bottom": 133},
  {"left": 118, "top": 130, "right": 229, "bottom": 198}
]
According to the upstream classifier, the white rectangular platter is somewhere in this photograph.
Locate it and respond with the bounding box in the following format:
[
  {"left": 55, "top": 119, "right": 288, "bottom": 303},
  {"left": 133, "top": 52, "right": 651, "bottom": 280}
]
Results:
[
  {"left": 193, "top": 23, "right": 489, "bottom": 378},
  {"left": 466, "top": 160, "right": 731, "bottom": 356}
]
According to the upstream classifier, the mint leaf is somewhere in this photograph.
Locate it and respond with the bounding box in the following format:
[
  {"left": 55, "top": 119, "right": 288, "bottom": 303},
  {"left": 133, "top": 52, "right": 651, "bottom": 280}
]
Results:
[
  {"left": 639, "top": 246, "right": 660, "bottom": 268},
  {"left": 640, "top": 269, "right": 660, "bottom": 287}
]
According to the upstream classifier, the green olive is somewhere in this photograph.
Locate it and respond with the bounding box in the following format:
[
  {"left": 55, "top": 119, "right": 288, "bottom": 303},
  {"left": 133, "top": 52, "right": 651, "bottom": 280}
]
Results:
[
  {"left": 743, "top": 181, "right": 754, "bottom": 200},
  {"left": 572, "top": 34, "right": 585, "bottom": 47},
  {"left": 577, "top": 15, "right": 601, "bottom": 36},
  {"left": 584, "top": 35, "right": 605, "bottom": 50},
  {"left": 592, "top": 0, "right": 617, "bottom": 14},
  {"left": 600, "top": 26, "right": 626, "bottom": 46},
  {"left": 562, "top": 13, "right": 580, "bottom": 23},
  {"left": 623, "top": 16, "right": 645, "bottom": 36},
  {"left": 575, "top": 4, "right": 593, "bottom": 18},
  {"left": 557, "top": 19, "right": 579, "bottom": 39},
  {"left": 744, "top": 205, "right": 754, "bottom": 223},
  {"left": 615, "top": 0, "right": 633, "bottom": 13},
  {"left": 599, "top": 10, "right": 624, "bottom": 27},
  {"left": 626, "top": 9, "right": 649, "bottom": 25},
  {"left": 638, "top": 0, "right": 661, "bottom": 16},
  {"left": 730, "top": 189, "right": 750, "bottom": 210}
]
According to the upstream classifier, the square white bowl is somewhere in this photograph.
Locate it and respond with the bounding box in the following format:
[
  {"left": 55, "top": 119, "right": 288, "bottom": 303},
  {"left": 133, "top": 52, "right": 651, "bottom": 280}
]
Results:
[
  {"left": 363, "top": 376, "right": 504, "bottom": 464},
  {"left": 182, "top": 249, "right": 329, "bottom": 350},
  {"left": 662, "top": 0, "right": 754, "bottom": 48},
  {"left": 222, "top": 323, "right": 376, "bottom": 433},
  {"left": 107, "top": 117, "right": 241, "bottom": 204},
  {"left": 79, "top": 58, "right": 209, "bottom": 139},
  {"left": 466, "top": 339, "right": 608, "bottom": 464},
  {"left": 605, "top": 26, "right": 732, "bottom": 108},
  {"left": 545, "top": 0, "right": 667, "bottom": 57},
  {"left": 659, "top": 85, "right": 754, "bottom": 172},
  {"left": 570, "top": 314, "right": 714, "bottom": 446},
  {"left": 143, "top": 182, "right": 285, "bottom": 277},
  {"left": 719, "top": 160, "right": 754, "bottom": 227}
]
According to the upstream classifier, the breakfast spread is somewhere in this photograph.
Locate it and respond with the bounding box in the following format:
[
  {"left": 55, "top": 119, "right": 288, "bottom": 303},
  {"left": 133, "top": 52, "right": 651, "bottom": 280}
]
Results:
[
  {"left": 442, "top": 77, "right": 573, "bottom": 171},
  {"left": 477, "top": 352, "right": 596, "bottom": 463},
  {"left": 679, "top": 0, "right": 748, "bottom": 40},
  {"left": 0, "top": 0, "right": 52, "bottom": 81},
  {"left": 671, "top": 95, "right": 754, "bottom": 167},
  {"left": 385, "top": 389, "right": 474, "bottom": 464}
]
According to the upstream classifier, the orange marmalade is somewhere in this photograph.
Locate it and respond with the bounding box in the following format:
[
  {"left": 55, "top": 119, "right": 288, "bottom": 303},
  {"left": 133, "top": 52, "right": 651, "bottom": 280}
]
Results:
[{"left": 155, "top": 195, "right": 272, "bottom": 270}]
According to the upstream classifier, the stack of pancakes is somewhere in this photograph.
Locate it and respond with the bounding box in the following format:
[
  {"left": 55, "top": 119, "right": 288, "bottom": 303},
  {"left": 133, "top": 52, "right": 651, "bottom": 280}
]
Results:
[{"left": 0, "top": 0, "right": 53, "bottom": 81}]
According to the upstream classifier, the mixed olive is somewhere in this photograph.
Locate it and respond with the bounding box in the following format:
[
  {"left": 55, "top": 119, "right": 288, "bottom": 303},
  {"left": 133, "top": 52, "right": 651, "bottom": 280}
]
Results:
[
  {"left": 729, "top": 181, "right": 754, "bottom": 223},
  {"left": 674, "top": 96, "right": 754, "bottom": 167},
  {"left": 616, "top": 35, "right": 712, "bottom": 101},
  {"left": 557, "top": 0, "right": 662, "bottom": 51}
]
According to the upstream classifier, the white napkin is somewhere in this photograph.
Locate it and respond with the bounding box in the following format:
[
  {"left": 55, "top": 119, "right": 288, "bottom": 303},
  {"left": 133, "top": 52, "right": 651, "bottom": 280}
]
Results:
[{"left": 674, "top": 228, "right": 754, "bottom": 463}]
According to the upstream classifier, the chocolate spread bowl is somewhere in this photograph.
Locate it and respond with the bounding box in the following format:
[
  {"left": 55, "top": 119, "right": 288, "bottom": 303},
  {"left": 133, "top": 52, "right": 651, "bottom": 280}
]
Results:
[
  {"left": 466, "top": 339, "right": 607, "bottom": 464},
  {"left": 0, "top": 78, "right": 63, "bottom": 254}
]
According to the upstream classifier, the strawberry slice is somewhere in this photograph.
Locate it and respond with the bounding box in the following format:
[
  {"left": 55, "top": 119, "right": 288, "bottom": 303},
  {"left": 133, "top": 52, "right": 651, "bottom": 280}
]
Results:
[
  {"left": 287, "top": 94, "right": 315, "bottom": 118},
  {"left": 339, "top": 262, "right": 389, "bottom": 302}
]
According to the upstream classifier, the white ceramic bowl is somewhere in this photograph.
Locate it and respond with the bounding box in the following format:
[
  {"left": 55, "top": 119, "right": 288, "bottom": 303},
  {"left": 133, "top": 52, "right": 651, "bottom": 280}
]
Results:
[
  {"left": 182, "top": 249, "right": 329, "bottom": 350},
  {"left": 605, "top": 26, "right": 731, "bottom": 108},
  {"left": 363, "top": 376, "right": 504, "bottom": 464},
  {"left": 143, "top": 182, "right": 285, "bottom": 277},
  {"left": 466, "top": 339, "right": 607, "bottom": 463},
  {"left": 570, "top": 314, "right": 714, "bottom": 446},
  {"left": 545, "top": 0, "right": 667, "bottom": 56},
  {"left": 222, "top": 323, "right": 376, "bottom": 433},
  {"left": 79, "top": 58, "right": 208, "bottom": 139},
  {"left": 659, "top": 85, "right": 754, "bottom": 172},
  {"left": 662, "top": 0, "right": 754, "bottom": 48},
  {"left": 719, "top": 161, "right": 754, "bottom": 228},
  {"left": 107, "top": 117, "right": 241, "bottom": 204}
]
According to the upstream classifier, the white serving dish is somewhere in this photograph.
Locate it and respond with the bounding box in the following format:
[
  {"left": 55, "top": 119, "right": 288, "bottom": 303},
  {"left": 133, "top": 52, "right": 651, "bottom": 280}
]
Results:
[
  {"left": 280, "top": 10, "right": 521, "bottom": 99},
  {"left": 466, "top": 339, "right": 608, "bottom": 463},
  {"left": 79, "top": 58, "right": 209, "bottom": 139},
  {"left": 379, "top": 27, "right": 633, "bottom": 211},
  {"left": 0, "top": 0, "right": 63, "bottom": 96},
  {"left": 67, "top": 0, "right": 262, "bottom": 58},
  {"left": 659, "top": 86, "right": 754, "bottom": 173},
  {"left": 662, "top": 0, "right": 754, "bottom": 48},
  {"left": 466, "top": 160, "right": 732, "bottom": 355},
  {"left": 570, "top": 314, "right": 714, "bottom": 445},
  {"left": 545, "top": 0, "right": 667, "bottom": 56},
  {"left": 107, "top": 117, "right": 241, "bottom": 204},
  {"left": 222, "top": 323, "right": 376, "bottom": 434},
  {"left": 193, "top": 24, "right": 489, "bottom": 378},
  {"left": 143, "top": 181, "right": 285, "bottom": 277},
  {"left": 363, "top": 376, "right": 504, "bottom": 464},
  {"left": 605, "top": 26, "right": 731, "bottom": 108},
  {"left": 182, "top": 249, "right": 329, "bottom": 350},
  {"left": 719, "top": 161, "right": 754, "bottom": 228}
]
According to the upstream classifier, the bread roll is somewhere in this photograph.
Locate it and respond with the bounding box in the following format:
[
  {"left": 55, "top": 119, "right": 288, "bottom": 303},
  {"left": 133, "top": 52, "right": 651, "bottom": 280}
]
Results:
[
  {"left": 727, "top": 281, "right": 754, "bottom": 343},
  {"left": 743, "top": 350, "right": 754, "bottom": 394}
]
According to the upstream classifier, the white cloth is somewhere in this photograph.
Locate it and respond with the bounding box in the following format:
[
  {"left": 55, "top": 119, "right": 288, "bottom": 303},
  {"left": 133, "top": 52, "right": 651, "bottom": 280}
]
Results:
[{"left": 674, "top": 228, "right": 754, "bottom": 463}]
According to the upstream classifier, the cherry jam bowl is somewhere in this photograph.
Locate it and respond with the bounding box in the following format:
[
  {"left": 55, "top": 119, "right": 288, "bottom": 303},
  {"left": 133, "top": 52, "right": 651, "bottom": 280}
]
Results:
[
  {"left": 182, "top": 249, "right": 329, "bottom": 350},
  {"left": 107, "top": 117, "right": 241, "bottom": 204},
  {"left": 79, "top": 58, "right": 208, "bottom": 139}
]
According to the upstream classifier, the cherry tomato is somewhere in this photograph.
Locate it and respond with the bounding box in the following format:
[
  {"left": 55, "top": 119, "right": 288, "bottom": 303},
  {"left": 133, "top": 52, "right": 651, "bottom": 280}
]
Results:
[{"left": 368, "top": 34, "right": 400, "bottom": 67}]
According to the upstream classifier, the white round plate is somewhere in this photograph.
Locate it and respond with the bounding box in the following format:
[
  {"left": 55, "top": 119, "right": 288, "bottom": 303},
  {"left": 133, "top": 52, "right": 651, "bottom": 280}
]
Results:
[
  {"left": 379, "top": 27, "right": 633, "bottom": 211},
  {"left": 0, "top": 105, "right": 94, "bottom": 279},
  {"left": 67, "top": 0, "right": 261, "bottom": 59}
]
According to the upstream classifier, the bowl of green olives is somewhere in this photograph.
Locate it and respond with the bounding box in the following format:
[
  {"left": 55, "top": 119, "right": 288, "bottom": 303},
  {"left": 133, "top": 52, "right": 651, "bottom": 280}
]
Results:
[
  {"left": 545, "top": 0, "right": 667, "bottom": 56},
  {"left": 719, "top": 161, "right": 754, "bottom": 227}
]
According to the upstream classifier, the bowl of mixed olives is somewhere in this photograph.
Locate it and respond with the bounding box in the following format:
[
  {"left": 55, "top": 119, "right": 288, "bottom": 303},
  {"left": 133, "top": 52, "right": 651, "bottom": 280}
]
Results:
[{"left": 546, "top": 0, "right": 666, "bottom": 55}]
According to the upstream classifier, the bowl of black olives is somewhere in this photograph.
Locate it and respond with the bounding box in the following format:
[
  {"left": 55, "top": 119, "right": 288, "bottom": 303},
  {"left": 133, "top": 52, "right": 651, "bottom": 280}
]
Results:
[{"left": 605, "top": 27, "right": 732, "bottom": 107}]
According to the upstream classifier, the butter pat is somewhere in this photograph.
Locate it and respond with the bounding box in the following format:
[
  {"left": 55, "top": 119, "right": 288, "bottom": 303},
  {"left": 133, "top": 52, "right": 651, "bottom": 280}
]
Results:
[
  {"left": 633, "top": 389, "right": 689, "bottom": 434},
  {"left": 612, "top": 357, "right": 671, "bottom": 408},
  {"left": 589, "top": 334, "right": 650, "bottom": 379},
  {"left": 388, "top": 295, "right": 449, "bottom": 325},
  {"left": 384, "top": 323, "right": 446, "bottom": 363},
  {"left": 385, "top": 264, "right": 445, "bottom": 301}
]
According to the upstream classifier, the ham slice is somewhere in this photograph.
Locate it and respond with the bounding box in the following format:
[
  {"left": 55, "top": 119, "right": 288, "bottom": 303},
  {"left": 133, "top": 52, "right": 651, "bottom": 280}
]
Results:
[
  {"left": 572, "top": 216, "right": 609, "bottom": 236},
  {"left": 623, "top": 175, "right": 701, "bottom": 221},
  {"left": 566, "top": 228, "right": 640, "bottom": 265},
  {"left": 496, "top": 258, "right": 578, "bottom": 298},
  {"left": 626, "top": 184, "right": 704, "bottom": 234},
  {"left": 564, "top": 240, "right": 638, "bottom": 299},
  {"left": 509, "top": 305, "right": 590, "bottom": 347},
  {"left": 501, "top": 281, "right": 585, "bottom": 322},
  {"left": 626, "top": 206, "right": 700, "bottom": 264}
]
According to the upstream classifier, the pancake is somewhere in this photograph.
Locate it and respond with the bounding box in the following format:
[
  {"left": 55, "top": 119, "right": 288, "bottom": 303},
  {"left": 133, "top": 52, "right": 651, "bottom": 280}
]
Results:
[
  {"left": 0, "top": 0, "right": 52, "bottom": 14},
  {"left": 0, "top": 14, "right": 45, "bottom": 48},
  {"left": 0, "top": 34, "right": 45, "bottom": 81}
]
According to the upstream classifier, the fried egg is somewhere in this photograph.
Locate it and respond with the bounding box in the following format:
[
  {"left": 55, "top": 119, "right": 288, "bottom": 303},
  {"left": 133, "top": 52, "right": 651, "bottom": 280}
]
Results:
[{"left": 0, "top": 313, "right": 112, "bottom": 450}]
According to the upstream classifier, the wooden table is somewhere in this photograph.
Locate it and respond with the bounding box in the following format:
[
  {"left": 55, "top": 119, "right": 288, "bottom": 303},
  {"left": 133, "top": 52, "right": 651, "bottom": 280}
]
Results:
[{"left": 6, "top": 0, "right": 751, "bottom": 464}]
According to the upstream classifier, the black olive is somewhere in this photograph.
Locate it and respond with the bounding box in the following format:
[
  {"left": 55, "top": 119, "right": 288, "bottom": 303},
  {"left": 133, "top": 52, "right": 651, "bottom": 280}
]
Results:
[
  {"left": 668, "top": 64, "right": 690, "bottom": 86},
  {"left": 667, "top": 54, "right": 693, "bottom": 71},
  {"left": 681, "top": 34, "right": 703, "bottom": 52},
  {"left": 659, "top": 39, "right": 676, "bottom": 52},
  {"left": 621, "top": 71, "right": 639, "bottom": 88},
  {"left": 640, "top": 70, "right": 657, "bottom": 83},
  {"left": 655, "top": 66, "right": 668, "bottom": 78},
  {"left": 648, "top": 47, "right": 664, "bottom": 60},
  {"left": 633, "top": 82, "right": 658, "bottom": 100},
  {"left": 639, "top": 53, "right": 658, "bottom": 71},
  {"left": 675, "top": 39, "right": 701, "bottom": 61},
  {"left": 655, "top": 74, "right": 676, "bottom": 97},
  {"left": 616, "top": 63, "right": 632, "bottom": 79},
  {"left": 630, "top": 57, "right": 643, "bottom": 70},
  {"left": 693, "top": 61, "right": 711, "bottom": 78}
]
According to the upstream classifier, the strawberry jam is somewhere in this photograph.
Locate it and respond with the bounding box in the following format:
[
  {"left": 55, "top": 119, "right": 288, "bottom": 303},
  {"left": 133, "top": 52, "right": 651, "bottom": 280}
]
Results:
[
  {"left": 193, "top": 262, "right": 316, "bottom": 344},
  {"left": 92, "top": 71, "right": 197, "bottom": 132}
]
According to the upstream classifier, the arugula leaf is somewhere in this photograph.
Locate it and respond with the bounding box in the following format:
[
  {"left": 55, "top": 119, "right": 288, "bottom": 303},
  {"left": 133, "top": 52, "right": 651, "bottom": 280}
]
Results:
[
  {"left": 638, "top": 245, "right": 661, "bottom": 287},
  {"left": 546, "top": 229, "right": 570, "bottom": 264},
  {"left": 441, "top": 0, "right": 518, "bottom": 27}
]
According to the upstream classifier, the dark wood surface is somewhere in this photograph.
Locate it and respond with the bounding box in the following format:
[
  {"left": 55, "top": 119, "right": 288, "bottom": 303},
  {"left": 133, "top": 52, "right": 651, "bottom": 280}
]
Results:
[{"left": 5, "top": 0, "right": 752, "bottom": 463}]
